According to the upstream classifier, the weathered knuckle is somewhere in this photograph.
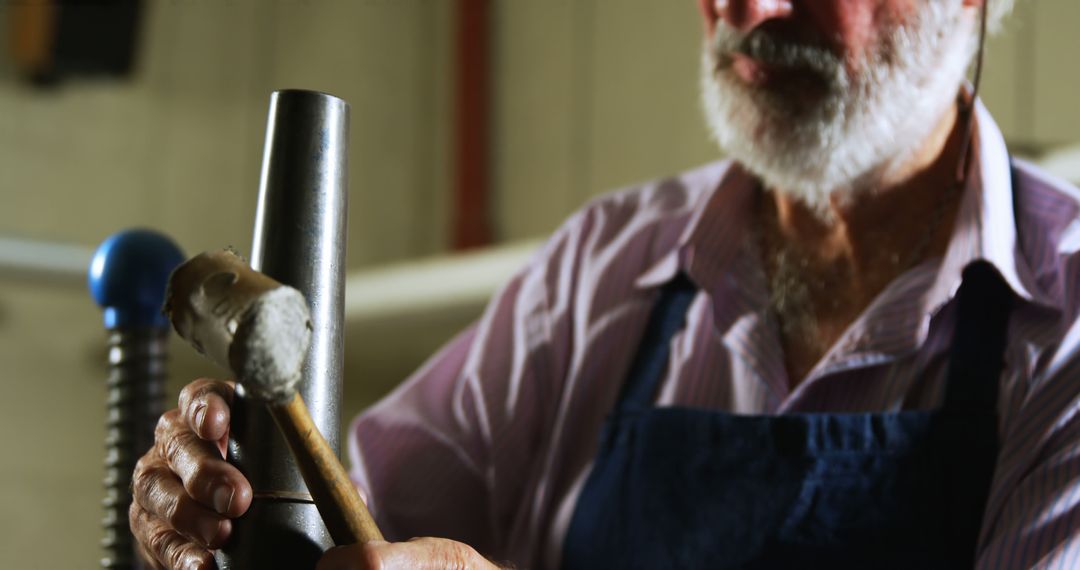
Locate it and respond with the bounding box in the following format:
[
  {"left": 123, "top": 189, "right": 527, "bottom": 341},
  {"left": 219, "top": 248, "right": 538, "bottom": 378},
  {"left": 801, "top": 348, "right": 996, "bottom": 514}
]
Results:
[
  {"left": 179, "top": 380, "right": 212, "bottom": 419},
  {"left": 423, "top": 538, "right": 477, "bottom": 570},
  {"left": 450, "top": 541, "right": 481, "bottom": 568},
  {"left": 130, "top": 510, "right": 167, "bottom": 570},
  {"left": 164, "top": 538, "right": 190, "bottom": 570},
  {"left": 160, "top": 427, "right": 194, "bottom": 468},
  {"left": 181, "top": 378, "right": 231, "bottom": 409},
  {"left": 177, "top": 382, "right": 197, "bottom": 410},
  {"left": 154, "top": 409, "right": 181, "bottom": 443},
  {"left": 131, "top": 465, "right": 156, "bottom": 506},
  {"left": 150, "top": 525, "right": 203, "bottom": 570},
  {"left": 160, "top": 492, "right": 184, "bottom": 529},
  {"left": 134, "top": 466, "right": 176, "bottom": 513},
  {"left": 145, "top": 525, "right": 177, "bottom": 561},
  {"left": 178, "top": 378, "right": 212, "bottom": 403},
  {"left": 133, "top": 454, "right": 154, "bottom": 482},
  {"left": 128, "top": 502, "right": 144, "bottom": 535}
]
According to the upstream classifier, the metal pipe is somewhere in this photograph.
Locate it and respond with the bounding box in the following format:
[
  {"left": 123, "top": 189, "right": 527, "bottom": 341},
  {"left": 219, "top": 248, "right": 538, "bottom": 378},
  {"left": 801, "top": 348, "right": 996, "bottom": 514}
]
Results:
[
  {"left": 217, "top": 89, "right": 350, "bottom": 569},
  {"left": 1, "top": 236, "right": 94, "bottom": 286}
]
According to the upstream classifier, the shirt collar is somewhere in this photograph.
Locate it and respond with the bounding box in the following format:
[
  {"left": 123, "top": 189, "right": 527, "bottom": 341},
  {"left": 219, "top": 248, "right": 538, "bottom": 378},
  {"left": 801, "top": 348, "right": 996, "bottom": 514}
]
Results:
[
  {"left": 922, "top": 99, "right": 1048, "bottom": 313},
  {"left": 635, "top": 161, "right": 757, "bottom": 291},
  {"left": 813, "top": 100, "right": 1050, "bottom": 374},
  {"left": 636, "top": 98, "right": 1048, "bottom": 317}
]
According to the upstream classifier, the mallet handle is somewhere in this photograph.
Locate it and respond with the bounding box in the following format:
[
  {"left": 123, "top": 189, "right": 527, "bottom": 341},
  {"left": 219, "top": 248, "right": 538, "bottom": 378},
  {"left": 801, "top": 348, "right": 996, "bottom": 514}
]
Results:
[{"left": 269, "top": 393, "right": 384, "bottom": 545}]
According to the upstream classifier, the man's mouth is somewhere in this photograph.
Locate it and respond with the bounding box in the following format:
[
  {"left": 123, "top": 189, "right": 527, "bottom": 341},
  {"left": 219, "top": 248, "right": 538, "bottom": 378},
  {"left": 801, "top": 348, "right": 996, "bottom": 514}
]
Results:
[
  {"left": 722, "top": 52, "right": 832, "bottom": 98},
  {"left": 729, "top": 52, "right": 776, "bottom": 86}
]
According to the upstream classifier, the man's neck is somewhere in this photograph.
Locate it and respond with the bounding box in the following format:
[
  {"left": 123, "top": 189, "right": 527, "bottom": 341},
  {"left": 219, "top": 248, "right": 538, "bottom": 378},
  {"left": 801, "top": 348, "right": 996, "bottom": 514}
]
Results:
[
  {"left": 760, "top": 100, "right": 971, "bottom": 385},
  {"left": 768, "top": 101, "right": 965, "bottom": 274}
]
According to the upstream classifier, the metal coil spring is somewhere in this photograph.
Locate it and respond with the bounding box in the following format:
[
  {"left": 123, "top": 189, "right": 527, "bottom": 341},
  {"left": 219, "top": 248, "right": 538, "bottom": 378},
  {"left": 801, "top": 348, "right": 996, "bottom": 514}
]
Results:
[{"left": 102, "top": 328, "right": 168, "bottom": 570}]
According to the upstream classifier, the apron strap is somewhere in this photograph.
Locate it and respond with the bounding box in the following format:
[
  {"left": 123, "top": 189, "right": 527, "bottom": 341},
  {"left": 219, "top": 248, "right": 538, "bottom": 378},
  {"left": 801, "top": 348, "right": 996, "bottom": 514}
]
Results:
[
  {"left": 942, "top": 158, "right": 1018, "bottom": 414},
  {"left": 942, "top": 260, "right": 1014, "bottom": 414},
  {"left": 616, "top": 273, "right": 698, "bottom": 412},
  {"left": 617, "top": 166, "right": 1017, "bottom": 419}
]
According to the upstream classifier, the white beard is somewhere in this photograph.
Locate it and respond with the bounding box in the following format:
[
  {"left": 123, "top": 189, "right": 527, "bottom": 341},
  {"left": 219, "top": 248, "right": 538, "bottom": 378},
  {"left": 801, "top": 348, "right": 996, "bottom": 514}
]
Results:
[{"left": 700, "top": 3, "right": 978, "bottom": 217}]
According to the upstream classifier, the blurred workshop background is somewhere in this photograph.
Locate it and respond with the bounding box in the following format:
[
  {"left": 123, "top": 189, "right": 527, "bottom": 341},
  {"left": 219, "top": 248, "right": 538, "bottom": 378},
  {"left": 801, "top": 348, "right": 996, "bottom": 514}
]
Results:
[{"left": 0, "top": 0, "right": 1076, "bottom": 567}]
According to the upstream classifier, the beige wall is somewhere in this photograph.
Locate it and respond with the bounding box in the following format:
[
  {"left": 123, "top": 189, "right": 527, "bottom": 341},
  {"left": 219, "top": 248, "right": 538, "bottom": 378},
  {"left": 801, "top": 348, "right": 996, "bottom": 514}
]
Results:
[
  {"left": 0, "top": 1, "right": 1077, "bottom": 567},
  {"left": 492, "top": 1, "right": 720, "bottom": 241},
  {"left": 0, "top": 0, "right": 453, "bottom": 266},
  {"left": 0, "top": 1, "right": 453, "bottom": 567},
  {"left": 491, "top": 0, "right": 1080, "bottom": 241}
]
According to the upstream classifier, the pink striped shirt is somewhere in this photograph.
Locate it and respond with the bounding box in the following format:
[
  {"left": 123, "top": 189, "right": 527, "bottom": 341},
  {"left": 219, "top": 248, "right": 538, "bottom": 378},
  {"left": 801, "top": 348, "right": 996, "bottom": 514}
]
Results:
[{"left": 349, "top": 102, "right": 1080, "bottom": 569}]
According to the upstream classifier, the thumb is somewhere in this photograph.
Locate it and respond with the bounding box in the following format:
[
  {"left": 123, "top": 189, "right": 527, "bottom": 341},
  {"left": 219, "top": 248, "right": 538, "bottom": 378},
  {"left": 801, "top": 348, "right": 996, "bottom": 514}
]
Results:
[
  {"left": 317, "top": 541, "right": 387, "bottom": 570},
  {"left": 318, "top": 537, "right": 496, "bottom": 570}
]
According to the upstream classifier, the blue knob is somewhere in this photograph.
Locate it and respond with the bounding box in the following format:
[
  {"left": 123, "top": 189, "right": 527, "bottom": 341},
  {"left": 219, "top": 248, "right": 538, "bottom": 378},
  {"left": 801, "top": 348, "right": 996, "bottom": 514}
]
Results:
[{"left": 88, "top": 229, "right": 186, "bottom": 329}]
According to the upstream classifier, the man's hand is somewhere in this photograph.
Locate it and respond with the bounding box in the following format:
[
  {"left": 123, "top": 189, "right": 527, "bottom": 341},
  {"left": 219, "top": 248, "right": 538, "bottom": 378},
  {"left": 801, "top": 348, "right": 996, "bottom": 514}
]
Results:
[
  {"left": 129, "top": 378, "right": 253, "bottom": 569},
  {"left": 317, "top": 538, "right": 509, "bottom": 570},
  {"left": 131, "top": 379, "right": 501, "bottom": 570}
]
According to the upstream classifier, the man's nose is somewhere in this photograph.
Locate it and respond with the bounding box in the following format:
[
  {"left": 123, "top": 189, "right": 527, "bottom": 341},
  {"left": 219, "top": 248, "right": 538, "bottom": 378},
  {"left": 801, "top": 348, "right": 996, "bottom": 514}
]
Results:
[{"left": 714, "top": 0, "right": 794, "bottom": 33}]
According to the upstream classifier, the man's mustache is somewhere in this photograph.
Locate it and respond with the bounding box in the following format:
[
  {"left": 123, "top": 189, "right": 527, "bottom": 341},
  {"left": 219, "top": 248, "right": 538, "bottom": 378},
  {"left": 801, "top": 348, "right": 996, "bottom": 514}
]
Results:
[{"left": 712, "top": 24, "right": 841, "bottom": 78}]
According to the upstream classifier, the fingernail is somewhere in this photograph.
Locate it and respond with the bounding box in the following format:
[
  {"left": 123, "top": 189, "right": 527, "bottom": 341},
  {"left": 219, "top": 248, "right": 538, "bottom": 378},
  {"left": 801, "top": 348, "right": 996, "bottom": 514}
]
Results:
[
  {"left": 185, "top": 553, "right": 213, "bottom": 570},
  {"left": 213, "top": 485, "right": 234, "bottom": 515},
  {"left": 194, "top": 405, "right": 207, "bottom": 430}
]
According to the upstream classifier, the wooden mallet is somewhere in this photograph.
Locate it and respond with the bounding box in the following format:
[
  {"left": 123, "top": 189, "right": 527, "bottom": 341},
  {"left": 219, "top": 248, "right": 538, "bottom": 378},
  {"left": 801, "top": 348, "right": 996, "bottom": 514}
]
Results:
[{"left": 165, "top": 249, "right": 383, "bottom": 547}]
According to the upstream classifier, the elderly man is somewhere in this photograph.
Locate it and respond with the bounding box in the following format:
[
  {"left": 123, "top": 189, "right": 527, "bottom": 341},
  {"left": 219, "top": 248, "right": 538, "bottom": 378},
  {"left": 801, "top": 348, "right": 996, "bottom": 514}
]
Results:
[{"left": 131, "top": 0, "right": 1080, "bottom": 568}]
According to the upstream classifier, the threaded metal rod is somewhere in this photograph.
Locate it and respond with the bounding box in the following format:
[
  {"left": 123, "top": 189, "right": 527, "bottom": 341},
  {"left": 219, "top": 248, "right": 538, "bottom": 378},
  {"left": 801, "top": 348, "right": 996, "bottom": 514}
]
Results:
[
  {"left": 89, "top": 228, "right": 184, "bottom": 569},
  {"left": 101, "top": 328, "right": 168, "bottom": 570}
]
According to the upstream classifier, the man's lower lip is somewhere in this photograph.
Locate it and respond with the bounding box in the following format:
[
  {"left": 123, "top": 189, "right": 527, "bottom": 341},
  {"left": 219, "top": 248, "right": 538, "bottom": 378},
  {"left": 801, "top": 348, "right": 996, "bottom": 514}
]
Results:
[
  {"left": 725, "top": 53, "right": 826, "bottom": 94},
  {"left": 730, "top": 53, "right": 768, "bottom": 85}
]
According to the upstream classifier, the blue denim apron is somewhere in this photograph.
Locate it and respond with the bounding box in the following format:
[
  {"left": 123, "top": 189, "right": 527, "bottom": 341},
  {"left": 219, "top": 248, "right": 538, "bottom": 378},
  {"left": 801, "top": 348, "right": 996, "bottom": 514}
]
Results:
[{"left": 562, "top": 261, "right": 1012, "bottom": 569}]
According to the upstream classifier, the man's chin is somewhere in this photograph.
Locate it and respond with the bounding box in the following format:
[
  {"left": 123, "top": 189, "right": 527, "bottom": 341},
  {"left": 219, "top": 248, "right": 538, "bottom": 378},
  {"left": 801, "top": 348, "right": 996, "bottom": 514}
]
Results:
[
  {"left": 712, "top": 68, "right": 832, "bottom": 127},
  {"left": 702, "top": 71, "right": 850, "bottom": 213}
]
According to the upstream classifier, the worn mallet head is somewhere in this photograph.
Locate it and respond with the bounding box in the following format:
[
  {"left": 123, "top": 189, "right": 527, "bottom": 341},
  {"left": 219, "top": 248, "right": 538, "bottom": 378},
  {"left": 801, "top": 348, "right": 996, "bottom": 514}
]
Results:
[
  {"left": 165, "top": 249, "right": 312, "bottom": 403},
  {"left": 165, "top": 248, "right": 384, "bottom": 546}
]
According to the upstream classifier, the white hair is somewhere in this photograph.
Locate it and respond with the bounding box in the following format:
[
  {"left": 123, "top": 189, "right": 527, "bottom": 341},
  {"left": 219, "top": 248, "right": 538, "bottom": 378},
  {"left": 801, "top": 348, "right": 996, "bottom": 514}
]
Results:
[
  {"left": 700, "top": 1, "right": 979, "bottom": 216},
  {"left": 988, "top": 0, "right": 1016, "bottom": 33}
]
